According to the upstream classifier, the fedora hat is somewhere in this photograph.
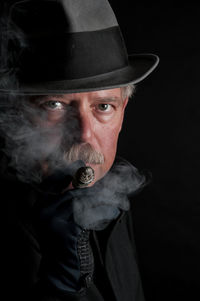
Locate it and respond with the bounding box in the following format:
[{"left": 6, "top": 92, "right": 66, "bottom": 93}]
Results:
[{"left": 0, "top": 0, "right": 159, "bottom": 95}]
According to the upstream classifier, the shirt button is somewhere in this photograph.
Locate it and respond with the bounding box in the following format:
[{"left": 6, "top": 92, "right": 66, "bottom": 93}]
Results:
[{"left": 84, "top": 274, "right": 92, "bottom": 287}]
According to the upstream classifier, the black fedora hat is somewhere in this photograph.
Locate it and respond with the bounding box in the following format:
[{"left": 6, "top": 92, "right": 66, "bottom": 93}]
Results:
[{"left": 0, "top": 0, "right": 159, "bottom": 95}]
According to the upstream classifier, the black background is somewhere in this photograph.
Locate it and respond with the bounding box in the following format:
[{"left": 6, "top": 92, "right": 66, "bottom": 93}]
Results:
[
  {"left": 1, "top": 1, "right": 200, "bottom": 300},
  {"left": 110, "top": 1, "right": 200, "bottom": 300}
]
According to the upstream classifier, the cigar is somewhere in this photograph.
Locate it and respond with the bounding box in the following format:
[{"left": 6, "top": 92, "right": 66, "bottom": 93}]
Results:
[{"left": 72, "top": 166, "right": 95, "bottom": 188}]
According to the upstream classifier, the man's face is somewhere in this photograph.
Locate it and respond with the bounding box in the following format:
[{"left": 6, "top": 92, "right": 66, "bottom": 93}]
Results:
[{"left": 30, "top": 88, "right": 128, "bottom": 185}]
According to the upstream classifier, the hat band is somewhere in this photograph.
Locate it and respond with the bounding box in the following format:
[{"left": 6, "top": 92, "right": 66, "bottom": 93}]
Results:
[{"left": 17, "top": 26, "right": 129, "bottom": 82}]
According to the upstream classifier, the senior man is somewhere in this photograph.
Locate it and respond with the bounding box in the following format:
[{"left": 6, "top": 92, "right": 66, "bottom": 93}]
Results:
[{"left": 0, "top": 0, "right": 159, "bottom": 300}]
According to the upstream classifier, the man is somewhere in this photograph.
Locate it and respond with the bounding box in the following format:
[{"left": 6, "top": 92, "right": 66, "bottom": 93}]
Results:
[{"left": 0, "top": 0, "right": 159, "bottom": 300}]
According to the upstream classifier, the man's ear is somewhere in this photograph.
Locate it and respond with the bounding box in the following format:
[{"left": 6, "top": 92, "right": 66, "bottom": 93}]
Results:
[
  {"left": 119, "top": 96, "right": 129, "bottom": 132},
  {"left": 122, "top": 96, "right": 129, "bottom": 110}
]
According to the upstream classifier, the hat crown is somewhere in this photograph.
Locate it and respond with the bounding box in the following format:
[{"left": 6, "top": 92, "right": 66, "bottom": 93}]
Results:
[
  {"left": 10, "top": 0, "right": 118, "bottom": 35},
  {"left": 60, "top": 0, "right": 118, "bottom": 32}
]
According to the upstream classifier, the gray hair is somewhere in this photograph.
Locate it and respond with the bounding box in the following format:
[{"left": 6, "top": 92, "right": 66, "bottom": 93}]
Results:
[{"left": 121, "top": 83, "right": 136, "bottom": 99}]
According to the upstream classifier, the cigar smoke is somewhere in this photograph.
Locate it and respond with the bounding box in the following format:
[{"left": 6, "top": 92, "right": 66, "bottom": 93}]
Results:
[
  {"left": 0, "top": 3, "right": 28, "bottom": 93},
  {"left": 72, "top": 159, "right": 148, "bottom": 230}
]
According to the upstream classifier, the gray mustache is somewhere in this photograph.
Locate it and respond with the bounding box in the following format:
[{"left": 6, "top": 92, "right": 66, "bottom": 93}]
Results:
[{"left": 63, "top": 143, "right": 105, "bottom": 165}]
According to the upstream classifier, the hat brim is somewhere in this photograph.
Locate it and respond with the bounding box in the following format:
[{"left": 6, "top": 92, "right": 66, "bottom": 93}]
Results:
[{"left": 0, "top": 53, "right": 159, "bottom": 95}]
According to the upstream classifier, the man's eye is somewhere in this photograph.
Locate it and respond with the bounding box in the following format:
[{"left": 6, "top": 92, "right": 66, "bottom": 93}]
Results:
[
  {"left": 42, "top": 100, "right": 64, "bottom": 110},
  {"left": 97, "top": 104, "right": 111, "bottom": 112}
]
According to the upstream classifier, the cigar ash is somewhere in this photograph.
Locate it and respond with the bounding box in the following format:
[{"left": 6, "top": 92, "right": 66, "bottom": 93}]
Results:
[{"left": 72, "top": 166, "right": 95, "bottom": 188}]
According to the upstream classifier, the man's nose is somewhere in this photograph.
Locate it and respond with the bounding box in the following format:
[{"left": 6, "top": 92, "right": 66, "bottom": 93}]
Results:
[{"left": 78, "top": 109, "right": 93, "bottom": 142}]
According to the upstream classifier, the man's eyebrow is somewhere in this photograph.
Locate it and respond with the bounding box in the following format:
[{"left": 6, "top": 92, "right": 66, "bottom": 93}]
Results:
[
  {"left": 93, "top": 97, "right": 122, "bottom": 103},
  {"left": 30, "top": 94, "right": 65, "bottom": 102}
]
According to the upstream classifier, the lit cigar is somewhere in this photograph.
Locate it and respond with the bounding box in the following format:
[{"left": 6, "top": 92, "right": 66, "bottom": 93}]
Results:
[{"left": 72, "top": 166, "right": 95, "bottom": 188}]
